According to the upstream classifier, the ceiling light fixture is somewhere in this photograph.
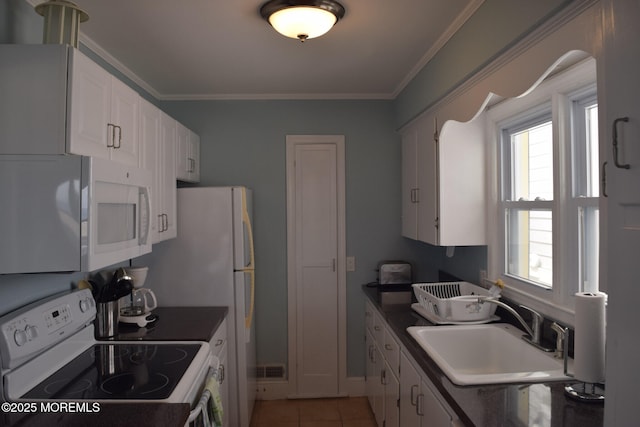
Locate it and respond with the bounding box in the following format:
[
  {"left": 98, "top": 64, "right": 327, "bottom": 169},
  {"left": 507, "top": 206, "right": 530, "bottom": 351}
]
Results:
[{"left": 260, "top": 0, "right": 345, "bottom": 42}]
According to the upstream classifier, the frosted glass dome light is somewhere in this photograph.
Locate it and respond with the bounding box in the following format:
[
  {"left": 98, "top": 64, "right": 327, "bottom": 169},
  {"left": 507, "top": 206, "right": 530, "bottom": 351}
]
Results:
[{"left": 260, "top": 0, "right": 345, "bottom": 42}]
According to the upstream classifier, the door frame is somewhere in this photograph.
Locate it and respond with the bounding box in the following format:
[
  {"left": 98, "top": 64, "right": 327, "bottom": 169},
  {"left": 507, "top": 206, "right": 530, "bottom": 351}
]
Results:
[{"left": 286, "top": 135, "right": 347, "bottom": 397}]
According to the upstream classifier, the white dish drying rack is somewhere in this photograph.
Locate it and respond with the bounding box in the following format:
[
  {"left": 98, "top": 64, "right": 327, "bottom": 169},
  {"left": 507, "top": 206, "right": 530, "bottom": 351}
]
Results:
[{"left": 412, "top": 281, "right": 500, "bottom": 323}]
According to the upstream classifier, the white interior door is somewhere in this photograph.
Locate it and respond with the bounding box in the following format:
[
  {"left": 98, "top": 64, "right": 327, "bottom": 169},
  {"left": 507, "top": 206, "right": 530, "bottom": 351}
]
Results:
[{"left": 286, "top": 135, "right": 346, "bottom": 398}]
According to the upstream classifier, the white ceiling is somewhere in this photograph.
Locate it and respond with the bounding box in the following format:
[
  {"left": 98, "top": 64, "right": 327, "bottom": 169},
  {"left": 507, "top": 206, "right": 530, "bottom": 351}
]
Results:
[{"left": 33, "top": 0, "right": 484, "bottom": 100}]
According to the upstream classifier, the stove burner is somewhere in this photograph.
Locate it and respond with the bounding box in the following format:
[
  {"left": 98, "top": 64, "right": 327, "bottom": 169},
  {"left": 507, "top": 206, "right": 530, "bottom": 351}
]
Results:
[
  {"left": 100, "top": 372, "right": 170, "bottom": 396},
  {"left": 43, "top": 378, "right": 93, "bottom": 396},
  {"left": 164, "top": 348, "right": 188, "bottom": 365},
  {"left": 22, "top": 343, "right": 201, "bottom": 400}
]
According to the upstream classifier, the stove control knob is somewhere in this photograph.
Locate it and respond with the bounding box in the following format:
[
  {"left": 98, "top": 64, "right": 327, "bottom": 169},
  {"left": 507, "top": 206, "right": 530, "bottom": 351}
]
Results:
[
  {"left": 79, "top": 298, "right": 90, "bottom": 313},
  {"left": 14, "top": 329, "right": 27, "bottom": 347},
  {"left": 25, "top": 325, "right": 38, "bottom": 341}
]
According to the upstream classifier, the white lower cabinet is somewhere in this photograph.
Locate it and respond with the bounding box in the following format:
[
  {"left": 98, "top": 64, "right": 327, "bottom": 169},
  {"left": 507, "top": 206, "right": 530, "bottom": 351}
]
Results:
[
  {"left": 400, "top": 352, "right": 422, "bottom": 426},
  {"left": 365, "top": 303, "right": 400, "bottom": 427},
  {"left": 366, "top": 301, "right": 459, "bottom": 427},
  {"left": 383, "top": 358, "right": 400, "bottom": 427},
  {"left": 399, "top": 351, "right": 457, "bottom": 427}
]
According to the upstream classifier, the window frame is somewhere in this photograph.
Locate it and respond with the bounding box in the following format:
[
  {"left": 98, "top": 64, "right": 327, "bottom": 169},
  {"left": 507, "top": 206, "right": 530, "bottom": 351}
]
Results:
[{"left": 486, "top": 58, "right": 598, "bottom": 324}]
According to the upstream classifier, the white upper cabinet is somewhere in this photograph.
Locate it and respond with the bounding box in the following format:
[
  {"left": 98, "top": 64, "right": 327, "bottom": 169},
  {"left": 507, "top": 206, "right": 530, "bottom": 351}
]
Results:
[
  {"left": 69, "top": 50, "right": 140, "bottom": 166},
  {"left": 0, "top": 45, "right": 139, "bottom": 167},
  {"left": 158, "top": 111, "right": 178, "bottom": 241},
  {"left": 401, "top": 113, "right": 439, "bottom": 244},
  {"left": 176, "top": 121, "right": 200, "bottom": 183},
  {"left": 139, "top": 99, "right": 177, "bottom": 244},
  {"left": 400, "top": 111, "right": 486, "bottom": 246}
]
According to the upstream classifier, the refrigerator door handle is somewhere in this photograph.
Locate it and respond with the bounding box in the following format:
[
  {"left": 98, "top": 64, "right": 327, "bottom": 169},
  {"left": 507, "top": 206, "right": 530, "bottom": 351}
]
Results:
[
  {"left": 241, "top": 188, "right": 255, "bottom": 270},
  {"left": 245, "top": 269, "right": 255, "bottom": 333}
]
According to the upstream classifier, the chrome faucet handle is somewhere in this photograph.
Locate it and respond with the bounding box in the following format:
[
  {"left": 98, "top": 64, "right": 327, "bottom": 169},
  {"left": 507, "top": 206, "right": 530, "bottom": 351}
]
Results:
[
  {"left": 519, "top": 305, "right": 543, "bottom": 343},
  {"left": 551, "top": 322, "right": 568, "bottom": 359}
]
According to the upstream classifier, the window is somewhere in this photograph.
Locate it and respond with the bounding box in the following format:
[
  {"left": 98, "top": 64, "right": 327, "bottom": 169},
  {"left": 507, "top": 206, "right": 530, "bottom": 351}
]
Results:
[{"left": 487, "top": 58, "right": 598, "bottom": 318}]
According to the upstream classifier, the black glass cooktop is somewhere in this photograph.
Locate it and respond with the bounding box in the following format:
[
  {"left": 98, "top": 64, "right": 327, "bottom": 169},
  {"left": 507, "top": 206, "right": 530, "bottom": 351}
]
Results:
[{"left": 23, "top": 343, "right": 200, "bottom": 400}]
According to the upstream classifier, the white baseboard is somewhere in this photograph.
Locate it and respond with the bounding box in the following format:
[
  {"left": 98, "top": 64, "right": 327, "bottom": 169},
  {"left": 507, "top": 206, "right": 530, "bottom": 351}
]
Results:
[{"left": 256, "top": 377, "right": 366, "bottom": 400}]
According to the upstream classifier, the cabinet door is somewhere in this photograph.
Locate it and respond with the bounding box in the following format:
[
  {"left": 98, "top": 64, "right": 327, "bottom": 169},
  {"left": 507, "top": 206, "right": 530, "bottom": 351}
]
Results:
[
  {"left": 383, "top": 361, "right": 400, "bottom": 427},
  {"left": 68, "top": 49, "right": 111, "bottom": 159},
  {"left": 176, "top": 125, "right": 201, "bottom": 182},
  {"left": 400, "top": 352, "right": 421, "bottom": 427},
  {"left": 602, "top": 1, "right": 640, "bottom": 423},
  {"left": 189, "top": 130, "right": 200, "bottom": 182},
  {"left": 418, "top": 378, "right": 452, "bottom": 427},
  {"left": 139, "top": 99, "right": 161, "bottom": 240},
  {"left": 416, "top": 116, "right": 439, "bottom": 245},
  {"left": 109, "top": 77, "right": 139, "bottom": 167},
  {"left": 437, "top": 114, "right": 486, "bottom": 246},
  {"left": 365, "top": 329, "right": 376, "bottom": 410},
  {"left": 402, "top": 126, "right": 419, "bottom": 239},
  {"left": 159, "top": 112, "right": 177, "bottom": 241},
  {"left": 372, "top": 343, "right": 385, "bottom": 427},
  {"left": 175, "top": 122, "right": 191, "bottom": 181}
]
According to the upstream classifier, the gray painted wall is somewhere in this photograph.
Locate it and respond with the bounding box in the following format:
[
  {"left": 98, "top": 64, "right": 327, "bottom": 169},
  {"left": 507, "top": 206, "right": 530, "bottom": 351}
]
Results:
[
  {"left": 1, "top": 0, "right": 568, "bottom": 378},
  {"left": 394, "top": 0, "right": 571, "bottom": 128},
  {"left": 157, "top": 99, "right": 448, "bottom": 374}
]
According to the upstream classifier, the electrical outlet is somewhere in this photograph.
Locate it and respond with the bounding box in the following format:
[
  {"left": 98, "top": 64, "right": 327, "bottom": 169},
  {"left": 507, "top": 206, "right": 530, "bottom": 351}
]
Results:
[{"left": 346, "top": 256, "right": 356, "bottom": 272}]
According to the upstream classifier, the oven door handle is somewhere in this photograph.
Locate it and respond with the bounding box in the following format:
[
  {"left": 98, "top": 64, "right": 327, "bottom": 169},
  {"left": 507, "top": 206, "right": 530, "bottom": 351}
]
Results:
[
  {"left": 185, "top": 366, "right": 220, "bottom": 427},
  {"left": 186, "top": 388, "right": 212, "bottom": 427}
]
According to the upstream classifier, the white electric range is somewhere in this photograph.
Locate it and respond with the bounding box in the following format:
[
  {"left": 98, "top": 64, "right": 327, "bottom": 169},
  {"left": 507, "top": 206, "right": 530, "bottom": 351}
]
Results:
[{"left": 0, "top": 289, "right": 219, "bottom": 427}]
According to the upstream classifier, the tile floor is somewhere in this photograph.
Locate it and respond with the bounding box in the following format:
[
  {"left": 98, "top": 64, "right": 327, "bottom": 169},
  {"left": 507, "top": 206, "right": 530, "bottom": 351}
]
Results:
[{"left": 250, "top": 397, "right": 377, "bottom": 427}]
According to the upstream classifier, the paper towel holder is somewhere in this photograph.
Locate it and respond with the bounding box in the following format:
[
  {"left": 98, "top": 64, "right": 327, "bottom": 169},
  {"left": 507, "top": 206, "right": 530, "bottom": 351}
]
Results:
[{"left": 559, "top": 325, "right": 605, "bottom": 403}]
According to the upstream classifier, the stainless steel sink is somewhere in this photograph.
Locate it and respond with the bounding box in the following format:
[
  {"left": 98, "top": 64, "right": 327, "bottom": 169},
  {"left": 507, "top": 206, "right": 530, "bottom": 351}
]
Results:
[{"left": 407, "top": 323, "right": 571, "bottom": 385}]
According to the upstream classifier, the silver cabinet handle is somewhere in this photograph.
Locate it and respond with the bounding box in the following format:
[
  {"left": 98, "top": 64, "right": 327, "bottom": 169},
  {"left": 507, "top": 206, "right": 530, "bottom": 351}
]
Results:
[
  {"left": 410, "top": 384, "right": 419, "bottom": 406},
  {"left": 416, "top": 393, "right": 425, "bottom": 416},
  {"left": 107, "top": 124, "right": 122, "bottom": 148},
  {"left": 384, "top": 344, "right": 393, "bottom": 351},
  {"left": 107, "top": 123, "right": 115, "bottom": 147},
  {"left": 602, "top": 161, "right": 608, "bottom": 197},
  {"left": 114, "top": 125, "right": 122, "bottom": 149},
  {"left": 219, "top": 364, "right": 225, "bottom": 383},
  {"left": 613, "top": 117, "right": 631, "bottom": 169}
]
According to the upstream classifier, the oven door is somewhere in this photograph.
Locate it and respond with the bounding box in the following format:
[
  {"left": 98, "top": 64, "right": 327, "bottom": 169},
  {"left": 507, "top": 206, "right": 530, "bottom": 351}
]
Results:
[{"left": 186, "top": 356, "right": 222, "bottom": 427}]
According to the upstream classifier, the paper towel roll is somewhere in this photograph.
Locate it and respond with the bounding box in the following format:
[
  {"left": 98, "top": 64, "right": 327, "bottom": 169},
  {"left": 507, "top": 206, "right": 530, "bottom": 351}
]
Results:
[{"left": 574, "top": 292, "right": 607, "bottom": 383}]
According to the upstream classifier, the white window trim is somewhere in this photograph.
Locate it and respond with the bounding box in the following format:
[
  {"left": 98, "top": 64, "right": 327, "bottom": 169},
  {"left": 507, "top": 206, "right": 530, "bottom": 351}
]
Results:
[{"left": 485, "top": 58, "right": 597, "bottom": 326}]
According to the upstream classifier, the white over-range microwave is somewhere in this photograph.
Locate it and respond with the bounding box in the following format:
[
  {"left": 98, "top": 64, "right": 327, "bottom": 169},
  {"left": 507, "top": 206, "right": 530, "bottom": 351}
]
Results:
[{"left": 0, "top": 155, "right": 152, "bottom": 274}]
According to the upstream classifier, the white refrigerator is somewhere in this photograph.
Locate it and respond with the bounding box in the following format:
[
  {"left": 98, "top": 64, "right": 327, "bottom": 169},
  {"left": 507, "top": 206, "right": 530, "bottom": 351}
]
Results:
[{"left": 137, "top": 186, "right": 256, "bottom": 427}]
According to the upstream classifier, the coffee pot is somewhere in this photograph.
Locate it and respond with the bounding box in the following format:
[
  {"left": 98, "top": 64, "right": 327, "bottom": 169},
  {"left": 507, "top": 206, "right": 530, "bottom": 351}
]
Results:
[
  {"left": 118, "top": 266, "right": 158, "bottom": 328},
  {"left": 120, "top": 288, "right": 157, "bottom": 317}
]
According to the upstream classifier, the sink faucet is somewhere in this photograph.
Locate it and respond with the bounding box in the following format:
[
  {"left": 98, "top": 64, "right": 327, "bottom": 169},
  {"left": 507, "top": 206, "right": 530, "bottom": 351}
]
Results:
[
  {"left": 550, "top": 322, "right": 568, "bottom": 359},
  {"left": 477, "top": 298, "right": 553, "bottom": 352}
]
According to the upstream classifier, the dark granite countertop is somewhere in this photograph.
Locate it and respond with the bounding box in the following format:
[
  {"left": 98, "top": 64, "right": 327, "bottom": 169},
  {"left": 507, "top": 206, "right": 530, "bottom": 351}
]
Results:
[
  {"left": 363, "top": 286, "right": 604, "bottom": 427},
  {"left": 101, "top": 306, "right": 228, "bottom": 342}
]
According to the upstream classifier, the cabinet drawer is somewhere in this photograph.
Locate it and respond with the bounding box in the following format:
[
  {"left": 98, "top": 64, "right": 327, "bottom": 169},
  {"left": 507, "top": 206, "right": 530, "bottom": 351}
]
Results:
[
  {"left": 372, "top": 311, "right": 385, "bottom": 345},
  {"left": 383, "top": 328, "right": 400, "bottom": 376},
  {"left": 365, "top": 301, "right": 375, "bottom": 333},
  {"left": 210, "top": 318, "right": 227, "bottom": 357}
]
